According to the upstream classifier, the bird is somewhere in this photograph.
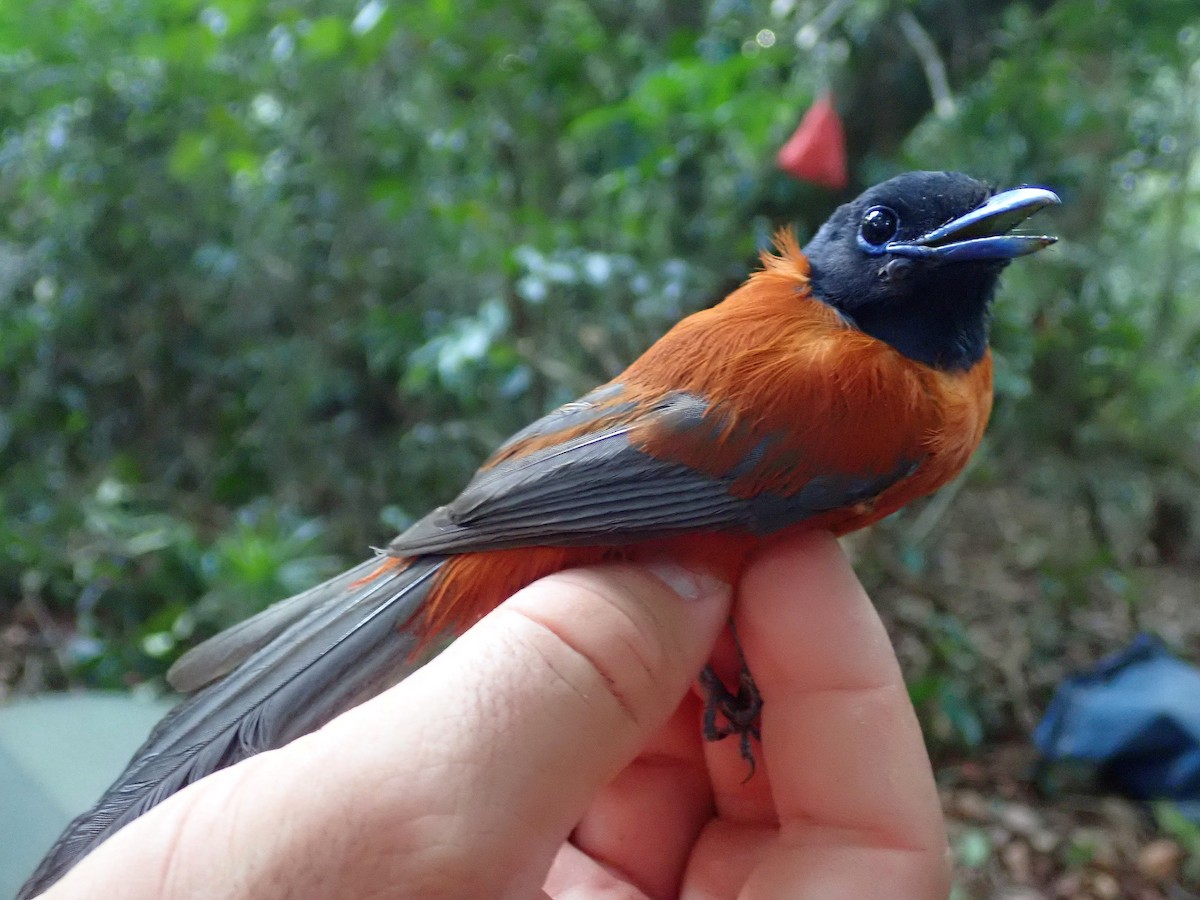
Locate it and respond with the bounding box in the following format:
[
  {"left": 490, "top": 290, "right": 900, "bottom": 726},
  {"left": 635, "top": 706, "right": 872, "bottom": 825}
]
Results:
[{"left": 19, "top": 170, "right": 1059, "bottom": 898}]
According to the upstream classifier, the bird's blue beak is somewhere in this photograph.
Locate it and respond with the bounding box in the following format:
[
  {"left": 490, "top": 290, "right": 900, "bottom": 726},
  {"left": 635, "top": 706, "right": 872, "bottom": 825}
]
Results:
[{"left": 886, "top": 187, "right": 1061, "bottom": 261}]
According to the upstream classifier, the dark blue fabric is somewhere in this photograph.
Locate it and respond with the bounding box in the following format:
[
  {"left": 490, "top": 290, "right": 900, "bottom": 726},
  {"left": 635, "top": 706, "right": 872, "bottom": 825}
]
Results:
[{"left": 1035, "top": 633, "right": 1200, "bottom": 811}]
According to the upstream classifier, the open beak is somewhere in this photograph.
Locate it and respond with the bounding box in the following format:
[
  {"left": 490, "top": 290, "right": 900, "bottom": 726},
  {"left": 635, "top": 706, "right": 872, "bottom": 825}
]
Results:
[{"left": 887, "top": 187, "right": 1061, "bottom": 261}]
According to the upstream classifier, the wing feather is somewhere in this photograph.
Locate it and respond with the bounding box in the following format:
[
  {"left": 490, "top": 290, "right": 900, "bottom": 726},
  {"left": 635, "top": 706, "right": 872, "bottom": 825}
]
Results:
[{"left": 391, "top": 389, "right": 917, "bottom": 557}]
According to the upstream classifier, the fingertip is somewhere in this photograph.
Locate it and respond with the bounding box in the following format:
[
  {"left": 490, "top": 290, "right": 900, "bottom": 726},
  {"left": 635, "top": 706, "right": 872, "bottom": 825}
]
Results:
[
  {"left": 643, "top": 560, "right": 731, "bottom": 604},
  {"left": 503, "top": 562, "right": 733, "bottom": 725}
]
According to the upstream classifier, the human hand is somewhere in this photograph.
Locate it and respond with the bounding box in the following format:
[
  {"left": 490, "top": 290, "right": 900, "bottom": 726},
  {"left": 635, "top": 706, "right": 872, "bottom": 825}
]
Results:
[{"left": 37, "top": 532, "right": 949, "bottom": 899}]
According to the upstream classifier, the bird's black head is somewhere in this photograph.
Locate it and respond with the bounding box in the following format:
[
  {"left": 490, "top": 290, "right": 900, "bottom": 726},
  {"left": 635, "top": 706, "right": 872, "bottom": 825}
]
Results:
[{"left": 804, "top": 171, "right": 1059, "bottom": 372}]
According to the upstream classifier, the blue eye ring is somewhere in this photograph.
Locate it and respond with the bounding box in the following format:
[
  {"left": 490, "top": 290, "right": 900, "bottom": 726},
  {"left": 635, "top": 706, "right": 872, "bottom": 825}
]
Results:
[{"left": 857, "top": 205, "right": 900, "bottom": 254}]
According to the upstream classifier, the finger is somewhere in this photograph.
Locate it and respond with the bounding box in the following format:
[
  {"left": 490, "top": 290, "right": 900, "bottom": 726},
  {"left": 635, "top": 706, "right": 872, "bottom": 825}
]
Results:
[
  {"left": 682, "top": 819, "right": 776, "bottom": 898},
  {"left": 566, "top": 695, "right": 713, "bottom": 898},
  {"left": 734, "top": 531, "right": 951, "bottom": 898},
  {"left": 41, "top": 561, "right": 731, "bottom": 900}
]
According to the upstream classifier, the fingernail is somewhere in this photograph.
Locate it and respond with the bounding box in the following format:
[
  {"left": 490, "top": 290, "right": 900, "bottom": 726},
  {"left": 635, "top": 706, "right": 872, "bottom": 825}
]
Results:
[{"left": 644, "top": 561, "right": 730, "bottom": 602}]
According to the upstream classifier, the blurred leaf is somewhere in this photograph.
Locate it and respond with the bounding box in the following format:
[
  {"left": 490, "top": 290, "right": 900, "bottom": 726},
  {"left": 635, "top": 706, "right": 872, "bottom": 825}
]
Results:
[
  {"left": 2, "top": 0, "right": 1199, "bottom": 772},
  {"left": 301, "top": 16, "right": 349, "bottom": 60}
]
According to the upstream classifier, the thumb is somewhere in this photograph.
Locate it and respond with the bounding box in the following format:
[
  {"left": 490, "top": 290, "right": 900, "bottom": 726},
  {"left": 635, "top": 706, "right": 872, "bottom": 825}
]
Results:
[
  {"left": 470, "top": 560, "right": 733, "bottom": 814},
  {"left": 371, "top": 559, "right": 733, "bottom": 894}
]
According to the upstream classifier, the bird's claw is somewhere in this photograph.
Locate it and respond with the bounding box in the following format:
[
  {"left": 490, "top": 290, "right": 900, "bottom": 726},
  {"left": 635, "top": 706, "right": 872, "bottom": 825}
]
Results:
[{"left": 699, "top": 662, "right": 763, "bottom": 779}]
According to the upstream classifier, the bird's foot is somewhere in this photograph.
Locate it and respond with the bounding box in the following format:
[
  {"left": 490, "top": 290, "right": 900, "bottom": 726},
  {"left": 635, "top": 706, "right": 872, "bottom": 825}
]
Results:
[{"left": 699, "top": 622, "right": 762, "bottom": 779}]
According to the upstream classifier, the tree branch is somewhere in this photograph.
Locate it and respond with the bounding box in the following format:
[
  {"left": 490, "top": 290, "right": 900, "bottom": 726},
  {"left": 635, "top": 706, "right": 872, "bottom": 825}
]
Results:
[{"left": 898, "top": 10, "right": 957, "bottom": 119}]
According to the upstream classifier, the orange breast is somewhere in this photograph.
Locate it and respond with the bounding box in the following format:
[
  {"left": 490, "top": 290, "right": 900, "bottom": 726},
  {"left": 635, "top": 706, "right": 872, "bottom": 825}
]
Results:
[{"left": 414, "top": 233, "right": 993, "bottom": 642}]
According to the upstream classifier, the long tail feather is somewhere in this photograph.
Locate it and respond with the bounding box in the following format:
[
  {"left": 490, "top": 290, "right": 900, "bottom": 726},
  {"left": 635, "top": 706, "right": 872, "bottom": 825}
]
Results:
[
  {"left": 167, "top": 557, "right": 399, "bottom": 693},
  {"left": 18, "top": 556, "right": 443, "bottom": 900}
]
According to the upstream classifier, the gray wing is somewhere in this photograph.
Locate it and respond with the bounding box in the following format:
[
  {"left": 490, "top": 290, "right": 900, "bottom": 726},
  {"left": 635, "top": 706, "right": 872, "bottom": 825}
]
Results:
[
  {"left": 168, "top": 558, "right": 388, "bottom": 692},
  {"left": 391, "top": 386, "right": 917, "bottom": 557}
]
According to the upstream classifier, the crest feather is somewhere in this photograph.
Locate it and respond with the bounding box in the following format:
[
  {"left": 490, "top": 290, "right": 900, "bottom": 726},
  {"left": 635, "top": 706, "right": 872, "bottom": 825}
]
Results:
[{"left": 757, "top": 227, "right": 810, "bottom": 283}]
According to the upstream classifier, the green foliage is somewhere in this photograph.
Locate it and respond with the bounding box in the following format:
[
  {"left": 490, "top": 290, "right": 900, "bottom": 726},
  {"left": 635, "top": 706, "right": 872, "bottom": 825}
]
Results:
[
  {"left": 906, "top": 0, "right": 1200, "bottom": 531},
  {"left": 1, "top": 0, "right": 1198, "bottom": 772},
  {"left": 908, "top": 613, "right": 988, "bottom": 750},
  {"left": 896, "top": 5, "right": 1200, "bottom": 731},
  {"left": 0, "top": 0, "right": 832, "bottom": 688}
]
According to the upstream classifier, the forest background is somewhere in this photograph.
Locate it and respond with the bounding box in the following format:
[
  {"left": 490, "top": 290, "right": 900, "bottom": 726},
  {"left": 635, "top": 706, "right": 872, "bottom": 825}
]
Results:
[{"left": 2, "top": 0, "right": 1199, "bottom": 895}]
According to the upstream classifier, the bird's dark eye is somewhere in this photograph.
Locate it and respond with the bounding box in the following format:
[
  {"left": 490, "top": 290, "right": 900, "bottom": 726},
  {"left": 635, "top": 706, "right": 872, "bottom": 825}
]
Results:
[{"left": 860, "top": 206, "right": 900, "bottom": 247}]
